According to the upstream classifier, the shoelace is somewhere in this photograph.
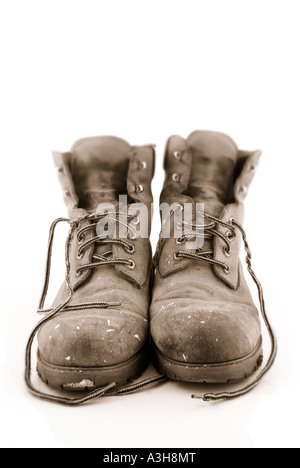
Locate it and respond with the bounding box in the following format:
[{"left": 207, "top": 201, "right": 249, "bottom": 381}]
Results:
[
  {"left": 25, "top": 214, "right": 167, "bottom": 406},
  {"left": 155, "top": 211, "right": 277, "bottom": 401},
  {"left": 26, "top": 212, "right": 277, "bottom": 403},
  {"left": 174, "top": 212, "right": 236, "bottom": 273}
]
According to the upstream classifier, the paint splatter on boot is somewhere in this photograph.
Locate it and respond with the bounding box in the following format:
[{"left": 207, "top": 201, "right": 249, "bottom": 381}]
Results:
[
  {"left": 26, "top": 136, "right": 157, "bottom": 403},
  {"left": 151, "top": 131, "right": 277, "bottom": 400}
]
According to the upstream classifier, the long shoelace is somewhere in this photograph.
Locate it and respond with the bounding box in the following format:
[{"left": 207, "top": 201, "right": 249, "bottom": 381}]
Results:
[
  {"left": 25, "top": 214, "right": 166, "bottom": 406},
  {"left": 155, "top": 210, "right": 277, "bottom": 401},
  {"left": 174, "top": 213, "right": 236, "bottom": 273},
  {"left": 26, "top": 212, "right": 277, "bottom": 404}
]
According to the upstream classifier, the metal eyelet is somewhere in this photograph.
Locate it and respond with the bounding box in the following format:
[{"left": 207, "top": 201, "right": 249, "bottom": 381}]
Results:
[
  {"left": 174, "top": 252, "right": 180, "bottom": 260},
  {"left": 132, "top": 216, "right": 140, "bottom": 225},
  {"left": 223, "top": 246, "right": 231, "bottom": 258},
  {"left": 224, "top": 264, "right": 230, "bottom": 274},
  {"left": 173, "top": 151, "right": 183, "bottom": 160},
  {"left": 176, "top": 237, "right": 186, "bottom": 245},
  {"left": 173, "top": 203, "right": 183, "bottom": 213},
  {"left": 238, "top": 185, "right": 247, "bottom": 194},
  {"left": 138, "top": 161, "right": 147, "bottom": 170},
  {"left": 75, "top": 270, "right": 82, "bottom": 278},
  {"left": 172, "top": 173, "right": 181, "bottom": 182},
  {"left": 77, "top": 252, "right": 83, "bottom": 260},
  {"left": 135, "top": 184, "right": 144, "bottom": 193},
  {"left": 129, "top": 231, "right": 137, "bottom": 240},
  {"left": 226, "top": 230, "right": 235, "bottom": 242},
  {"left": 127, "top": 260, "right": 136, "bottom": 269},
  {"left": 125, "top": 244, "right": 135, "bottom": 254},
  {"left": 77, "top": 235, "right": 85, "bottom": 244}
]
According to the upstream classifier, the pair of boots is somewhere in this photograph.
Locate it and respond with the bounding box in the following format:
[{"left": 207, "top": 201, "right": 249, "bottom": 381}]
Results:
[{"left": 25, "top": 131, "right": 277, "bottom": 405}]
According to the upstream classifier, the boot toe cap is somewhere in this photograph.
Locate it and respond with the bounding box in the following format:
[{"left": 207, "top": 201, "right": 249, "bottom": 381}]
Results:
[
  {"left": 151, "top": 301, "right": 261, "bottom": 364},
  {"left": 38, "top": 309, "right": 147, "bottom": 367}
]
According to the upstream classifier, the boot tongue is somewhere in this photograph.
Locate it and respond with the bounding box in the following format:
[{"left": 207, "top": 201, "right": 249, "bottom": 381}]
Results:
[
  {"left": 70, "top": 136, "right": 131, "bottom": 213},
  {"left": 187, "top": 131, "right": 238, "bottom": 217}
]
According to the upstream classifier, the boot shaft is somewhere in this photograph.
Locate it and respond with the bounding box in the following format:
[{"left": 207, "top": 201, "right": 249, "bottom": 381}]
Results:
[
  {"left": 53, "top": 136, "right": 155, "bottom": 223},
  {"left": 157, "top": 131, "right": 261, "bottom": 290},
  {"left": 161, "top": 130, "right": 261, "bottom": 214},
  {"left": 150, "top": 131, "right": 278, "bottom": 400}
]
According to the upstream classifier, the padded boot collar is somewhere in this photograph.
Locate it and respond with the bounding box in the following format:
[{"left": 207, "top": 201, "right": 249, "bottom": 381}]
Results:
[
  {"left": 157, "top": 132, "right": 262, "bottom": 289},
  {"left": 52, "top": 137, "right": 155, "bottom": 289}
]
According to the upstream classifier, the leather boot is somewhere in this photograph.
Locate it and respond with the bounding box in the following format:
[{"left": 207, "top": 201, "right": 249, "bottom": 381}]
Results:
[
  {"left": 151, "top": 130, "right": 277, "bottom": 400},
  {"left": 26, "top": 136, "right": 157, "bottom": 403}
]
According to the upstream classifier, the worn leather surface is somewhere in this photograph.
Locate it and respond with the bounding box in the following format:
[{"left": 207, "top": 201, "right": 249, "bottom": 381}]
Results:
[
  {"left": 151, "top": 131, "right": 262, "bottom": 365},
  {"left": 213, "top": 203, "right": 244, "bottom": 290},
  {"left": 38, "top": 136, "right": 154, "bottom": 368},
  {"left": 234, "top": 150, "right": 262, "bottom": 202},
  {"left": 151, "top": 263, "right": 260, "bottom": 363},
  {"left": 38, "top": 265, "right": 150, "bottom": 366}
]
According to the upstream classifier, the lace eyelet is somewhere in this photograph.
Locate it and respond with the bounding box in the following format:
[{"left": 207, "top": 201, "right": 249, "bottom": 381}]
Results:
[
  {"left": 77, "top": 252, "right": 83, "bottom": 260},
  {"left": 223, "top": 246, "right": 231, "bottom": 258},
  {"left": 75, "top": 270, "right": 82, "bottom": 278},
  {"left": 173, "top": 151, "right": 183, "bottom": 160},
  {"left": 125, "top": 244, "right": 135, "bottom": 254},
  {"left": 176, "top": 221, "right": 183, "bottom": 230},
  {"left": 135, "top": 184, "right": 144, "bottom": 193},
  {"left": 127, "top": 260, "right": 136, "bottom": 270},
  {"left": 176, "top": 237, "right": 186, "bottom": 245},
  {"left": 132, "top": 216, "right": 140, "bottom": 225},
  {"left": 77, "top": 235, "right": 85, "bottom": 244},
  {"left": 172, "top": 173, "right": 181, "bottom": 183},
  {"left": 238, "top": 185, "right": 247, "bottom": 194},
  {"left": 129, "top": 232, "right": 137, "bottom": 240},
  {"left": 174, "top": 203, "right": 183, "bottom": 212},
  {"left": 224, "top": 264, "right": 230, "bottom": 274},
  {"left": 138, "top": 161, "right": 147, "bottom": 170},
  {"left": 174, "top": 252, "right": 180, "bottom": 260},
  {"left": 226, "top": 230, "right": 235, "bottom": 242}
]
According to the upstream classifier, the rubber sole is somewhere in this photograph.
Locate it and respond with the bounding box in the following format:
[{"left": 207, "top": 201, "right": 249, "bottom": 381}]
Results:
[
  {"left": 153, "top": 338, "right": 263, "bottom": 384},
  {"left": 37, "top": 345, "right": 149, "bottom": 391}
]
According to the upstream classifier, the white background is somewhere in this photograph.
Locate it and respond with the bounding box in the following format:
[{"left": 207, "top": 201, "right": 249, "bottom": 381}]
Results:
[{"left": 0, "top": 0, "right": 299, "bottom": 449}]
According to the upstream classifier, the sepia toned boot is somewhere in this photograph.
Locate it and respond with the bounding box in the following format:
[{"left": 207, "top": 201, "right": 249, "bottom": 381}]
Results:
[
  {"left": 151, "top": 131, "right": 277, "bottom": 400},
  {"left": 26, "top": 136, "right": 158, "bottom": 404}
]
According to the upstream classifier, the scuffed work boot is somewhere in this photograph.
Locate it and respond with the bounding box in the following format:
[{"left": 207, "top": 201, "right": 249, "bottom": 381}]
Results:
[
  {"left": 151, "top": 131, "right": 277, "bottom": 400},
  {"left": 26, "top": 136, "right": 159, "bottom": 404}
]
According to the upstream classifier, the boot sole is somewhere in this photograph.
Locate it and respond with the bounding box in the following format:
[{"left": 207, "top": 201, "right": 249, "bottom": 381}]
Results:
[
  {"left": 37, "top": 345, "right": 149, "bottom": 391},
  {"left": 153, "top": 338, "right": 263, "bottom": 384}
]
